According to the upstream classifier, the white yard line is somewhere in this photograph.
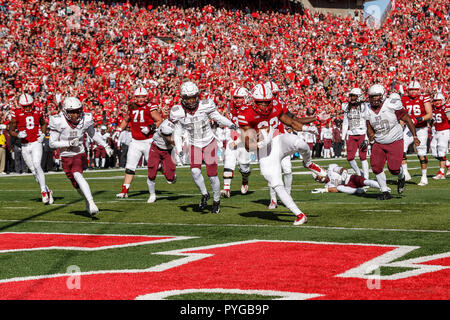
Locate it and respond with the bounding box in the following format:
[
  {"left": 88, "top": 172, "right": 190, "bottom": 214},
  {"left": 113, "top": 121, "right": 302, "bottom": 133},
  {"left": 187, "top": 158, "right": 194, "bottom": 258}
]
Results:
[{"left": 0, "top": 219, "right": 447, "bottom": 233}]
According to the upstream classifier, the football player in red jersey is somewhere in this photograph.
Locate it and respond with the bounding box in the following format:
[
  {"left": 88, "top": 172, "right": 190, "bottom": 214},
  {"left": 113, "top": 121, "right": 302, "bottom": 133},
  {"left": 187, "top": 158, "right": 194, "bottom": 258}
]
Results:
[
  {"left": 116, "top": 87, "right": 163, "bottom": 198},
  {"left": 401, "top": 81, "right": 433, "bottom": 186},
  {"left": 9, "top": 93, "right": 54, "bottom": 204},
  {"left": 238, "top": 83, "right": 326, "bottom": 225},
  {"left": 220, "top": 87, "right": 252, "bottom": 198},
  {"left": 430, "top": 93, "right": 450, "bottom": 179}
]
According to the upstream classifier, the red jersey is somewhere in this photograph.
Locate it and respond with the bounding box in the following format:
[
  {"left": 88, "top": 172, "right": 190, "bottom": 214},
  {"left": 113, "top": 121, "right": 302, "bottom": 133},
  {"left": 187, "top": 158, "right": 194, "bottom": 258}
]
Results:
[
  {"left": 128, "top": 102, "right": 159, "bottom": 140},
  {"left": 11, "top": 107, "right": 42, "bottom": 144},
  {"left": 238, "top": 99, "right": 287, "bottom": 134},
  {"left": 401, "top": 94, "right": 431, "bottom": 128},
  {"left": 432, "top": 104, "right": 450, "bottom": 132}
]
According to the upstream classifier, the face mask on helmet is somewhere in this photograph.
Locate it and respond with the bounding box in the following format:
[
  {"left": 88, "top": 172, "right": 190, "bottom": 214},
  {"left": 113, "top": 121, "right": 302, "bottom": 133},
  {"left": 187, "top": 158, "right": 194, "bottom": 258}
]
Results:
[
  {"left": 253, "top": 100, "right": 273, "bottom": 116},
  {"left": 135, "top": 95, "right": 147, "bottom": 106},
  {"left": 63, "top": 108, "right": 83, "bottom": 125},
  {"left": 369, "top": 94, "right": 384, "bottom": 109},
  {"left": 408, "top": 89, "right": 420, "bottom": 99},
  {"left": 432, "top": 99, "right": 443, "bottom": 109},
  {"left": 349, "top": 94, "right": 361, "bottom": 105},
  {"left": 181, "top": 94, "right": 200, "bottom": 111}
]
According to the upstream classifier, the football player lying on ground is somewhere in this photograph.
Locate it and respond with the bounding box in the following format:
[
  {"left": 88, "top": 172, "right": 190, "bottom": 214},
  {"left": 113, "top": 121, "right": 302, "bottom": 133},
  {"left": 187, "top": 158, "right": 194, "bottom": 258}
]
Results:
[
  {"left": 49, "top": 97, "right": 113, "bottom": 216},
  {"left": 312, "top": 164, "right": 381, "bottom": 194}
]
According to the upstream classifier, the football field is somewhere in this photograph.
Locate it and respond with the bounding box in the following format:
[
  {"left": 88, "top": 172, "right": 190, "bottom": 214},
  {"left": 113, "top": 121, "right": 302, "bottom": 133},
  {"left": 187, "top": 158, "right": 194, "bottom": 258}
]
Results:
[{"left": 0, "top": 157, "right": 449, "bottom": 301}]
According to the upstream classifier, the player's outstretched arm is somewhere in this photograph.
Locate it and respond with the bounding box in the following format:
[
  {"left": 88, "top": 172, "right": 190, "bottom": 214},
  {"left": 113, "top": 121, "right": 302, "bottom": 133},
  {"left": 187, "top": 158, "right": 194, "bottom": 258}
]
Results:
[{"left": 279, "top": 111, "right": 316, "bottom": 132}]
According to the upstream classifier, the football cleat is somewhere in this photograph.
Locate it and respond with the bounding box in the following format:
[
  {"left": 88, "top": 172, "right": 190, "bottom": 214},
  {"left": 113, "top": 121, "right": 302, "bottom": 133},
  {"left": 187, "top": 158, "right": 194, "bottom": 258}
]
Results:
[
  {"left": 293, "top": 213, "right": 308, "bottom": 226},
  {"left": 116, "top": 185, "right": 129, "bottom": 198},
  {"left": 220, "top": 189, "right": 231, "bottom": 198},
  {"left": 241, "top": 184, "right": 248, "bottom": 195},
  {"left": 377, "top": 191, "right": 393, "bottom": 200},
  {"left": 41, "top": 191, "right": 49, "bottom": 204},
  {"left": 397, "top": 175, "right": 406, "bottom": 194},
  {"left": 404, "top": 171, "right": 412, "bottom": 181},
  {"left": 199, "top": 192, "right": 210, "bottom": 210},
  {"left": 147, "top": 193, "right": 156, "bottom": 203},
  {"left": 417, "top": 176, "right": 428, "bottom": 186},
  {"left": 211, "top": 201, "right": 220, "bottom": 214},
  {"left": 86, "top": 200, "right": 99, "bottom": 216},
  {"left": 268, "top": 199, "right": 278, "bottom": 209},
  {"left": 305, "top": 162, "right": 326, "bottom": 177},
  {"left": 432, "top": 172, "right": 445, "bottom": 180}
]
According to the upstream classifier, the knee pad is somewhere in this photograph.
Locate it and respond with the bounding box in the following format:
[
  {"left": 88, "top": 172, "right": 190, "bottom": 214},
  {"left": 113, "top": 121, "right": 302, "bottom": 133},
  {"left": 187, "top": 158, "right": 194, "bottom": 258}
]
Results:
[
  {"left": 418, "top": 156, "right": 428, "bottom": 165},
  {"left": 223, "top": 168, "right": 234, "bottom": 179},
  {"left": 125, "top": 169, "right": 135, "bottom": 175}
]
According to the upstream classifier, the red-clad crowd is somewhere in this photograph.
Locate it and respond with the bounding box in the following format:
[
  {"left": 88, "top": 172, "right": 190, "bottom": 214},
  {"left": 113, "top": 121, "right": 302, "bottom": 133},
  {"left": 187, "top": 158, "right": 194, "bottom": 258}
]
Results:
[{"left": 0, "top": 0, "right": 448, "bottom": 172}]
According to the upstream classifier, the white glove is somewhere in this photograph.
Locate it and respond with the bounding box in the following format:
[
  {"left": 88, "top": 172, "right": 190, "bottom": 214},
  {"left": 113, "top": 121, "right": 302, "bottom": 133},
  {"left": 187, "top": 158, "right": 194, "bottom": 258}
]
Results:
[
  {"left": 18, "top": 131, "right": 27, "bottom": 139},
  {"left": 69, "top": 138, "right": 80, "bottom": 147},
  {"left": 141, "top": 126, "right": 150, "bottom": 135},
  {"left": 105, "top": 145, "right": 113, "bottom": 157},
  {"left": 341, "top": 169, "right": 348, "bottom": 182}
]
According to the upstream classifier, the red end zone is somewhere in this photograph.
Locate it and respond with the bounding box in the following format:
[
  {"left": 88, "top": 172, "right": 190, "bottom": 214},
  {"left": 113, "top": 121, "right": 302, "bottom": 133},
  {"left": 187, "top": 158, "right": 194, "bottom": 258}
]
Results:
[{"left": 0, "top": 232, "right": 176, "bottom": 252}]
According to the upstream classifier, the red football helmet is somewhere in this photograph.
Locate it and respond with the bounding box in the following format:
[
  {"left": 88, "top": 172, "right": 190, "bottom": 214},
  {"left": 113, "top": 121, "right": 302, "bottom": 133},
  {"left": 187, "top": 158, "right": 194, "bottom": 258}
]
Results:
[{"left": 251, "top": 83, "right": 273, "bottom": 116}]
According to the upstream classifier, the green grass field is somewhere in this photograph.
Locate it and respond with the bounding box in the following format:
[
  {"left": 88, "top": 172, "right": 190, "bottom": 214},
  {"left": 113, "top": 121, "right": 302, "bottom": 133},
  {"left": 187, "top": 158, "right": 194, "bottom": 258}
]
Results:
[{"left": 0, "top": 157, "right": 449, "bottom": 300}]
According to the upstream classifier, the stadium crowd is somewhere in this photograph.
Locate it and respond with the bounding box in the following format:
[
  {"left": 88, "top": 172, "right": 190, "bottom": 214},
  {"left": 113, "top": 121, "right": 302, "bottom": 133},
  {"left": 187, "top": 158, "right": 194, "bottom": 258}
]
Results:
[{"left": 0, "top": 0, "right": 448, "bottom": 174}]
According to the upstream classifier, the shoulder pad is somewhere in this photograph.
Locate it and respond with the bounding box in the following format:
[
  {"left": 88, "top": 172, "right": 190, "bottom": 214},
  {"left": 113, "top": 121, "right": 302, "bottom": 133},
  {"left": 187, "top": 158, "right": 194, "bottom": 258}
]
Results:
[
  {"left": 170, "top": 105, "right": 185, "bottom": 122},
  {"left": 83, "top": 113, "right": 94, "bottom": 128},
  {"left": 199, "top": 99, "right": 217, "bottom": 113},
  {"left": 49, "top": 114, "right": 62, "bottom": 132},
  {"left": 160, "top": 119, "right": 175, "bottom": 136}
]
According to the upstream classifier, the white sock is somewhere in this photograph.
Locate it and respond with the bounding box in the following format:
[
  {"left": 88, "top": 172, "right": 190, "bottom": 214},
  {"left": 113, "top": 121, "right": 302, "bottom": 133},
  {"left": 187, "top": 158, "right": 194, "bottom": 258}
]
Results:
[
  {"left": 269, "top": 185, "right": 277, "bottom": 202},
  {"left": 375, "top": 172, "right": 389, "bottom": 192},
  {"left": 191, "top": 168, "right": 208, "bottom": 195},
  {"left": 349, "top": 160, "right": 361, "bottom": 176},
  {"left": 364, "top": 179, "right": 380, "bottom": 189},
  {"left": 421, "top": 169, "right": 427, "bottom": 177},
  {"left": 402, "top": 163, "right": 408, "bottom": 172},
  {"left": 283, "top": 172, "right": 292, "bottom": 195},
  {"left": 361, "top": 160, "right": 369, "bottom": 179},
  {"left": 223, "top": 178, "right": 232, "bottom": 191},
  {"left": 209, "top": 176, "right": 221, "bottom": 202},
  {"left": 74, "top": 172, "right": 93, "bottom": 201},
  {"left": 273, "top": 185, "right": 302, "bottom": 215},
  {"left": 101, "top": 158, "right": 106, "bottom": 168},
  {"left": 147, "top": 178, "right": 155, "bottom": 194},
  {"left": 95, "top": 158, "right": 99, "bottom": 167},
  {"left": 398, "top": 166, "right": 404, "bottom": 179}
]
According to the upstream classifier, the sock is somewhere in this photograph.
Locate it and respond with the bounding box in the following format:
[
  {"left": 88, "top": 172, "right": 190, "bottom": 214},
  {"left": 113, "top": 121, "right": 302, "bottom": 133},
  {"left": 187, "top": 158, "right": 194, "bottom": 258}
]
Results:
[
  {"left": 361, "top": 160, "right": 369, "bottom": 179},
  {"left": 375, "top": 172, "right": 389, "bottom": 192},
  {"left": 74, "top": 172, "right": 93, "bottom": 201},
  {"left": 364, "top": 179, "right": 380, "bottom": 189},
  {"left": 223, "top": 178, "right": 231, "bottom": 191},
  {"left": 402, "top": 163, "right": 408, "bottom": 173},
  {"left": 439, "top": 167, "right": 445, "bottom": 174},
  {"left": 191, "top": 167, "right": 208, "bottom": 195},
  {"left": 273, "top": 185, "right": 302, "bottom": 216},
  {"left": 349, "top": 160, "right": 361, "bottom": 176},
  {"left": 269, "top": 185, "right": 277, "bottom": 202},
  {"left": 209, "top": 176, "right": 221, "bottom": 202},
  {"left": 101, "top": 158, "right": 106, "bottom": 168},
  {"left": 147, "top": 178, "right": 155, "bottom": 194},
  {"left": 398, "top": 166, "right": 405, "bottom": 179},
  {"left": 283, "top": 172, "right": 292, "bottom": 195},
  {"left": 95, "top": 158, "right": 99, "bottom": 167},
  {"left": 123, "top": 183, "right": 130, "bottom": 191},
  {"left": 34, "top": 166, "right": 47, "bottom": 192},
  {"left": 422, "top": 169, "right": 427, "bottom": 177}
]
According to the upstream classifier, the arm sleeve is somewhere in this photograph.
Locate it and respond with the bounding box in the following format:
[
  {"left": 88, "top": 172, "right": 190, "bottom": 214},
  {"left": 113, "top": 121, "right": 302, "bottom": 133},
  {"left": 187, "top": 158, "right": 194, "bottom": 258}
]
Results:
[
  {"left": 173, "top": 121, "right": 184, "bottom": 154},
  {"left": 209, "top": 110, "right": 234, "bottom": 128},
  {"left": 87, "top": 126, "right": 108, "bottom": 148},
  {"left": 48, "top": 116, "right": 70, "bottom": 148}
]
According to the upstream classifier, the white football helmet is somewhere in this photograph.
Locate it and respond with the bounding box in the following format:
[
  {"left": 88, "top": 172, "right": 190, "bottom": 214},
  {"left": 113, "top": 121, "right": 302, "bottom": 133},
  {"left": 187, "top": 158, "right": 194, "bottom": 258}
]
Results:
[
  {"left": 407, "top": 81, "right": 421, "bottom": 98},
  {"left": 432, "top": 92, "right": 446, "bottom": 108},
  {"left": 101, "top": 125, "right": 107, "bottom": 131},
  {"left": 368, "top": 84, "right": 386, "bottom": 109},
  {"left": 19, "top": 93, "right": 34, "bottom": 108},
  {"left": 62, "top": 97, "right": 84, "bottom": 125},
  {"left": 251, "top": 83, "right": 273, "bottom": 116},
  {"left": 265, "top": 81, "right": 280, "bottom": 95},
  {"left": 160, "top": 120, "right": 175, "bottom": 136},
  {"left": 232, "top": 87, "right": 250, "bottom": 109},
  {"left": 180, "top": 81, "right": 200, "bottom": 110},
  {"left": 348, "top": 88, "right": 363, "bottom": 104},
  {"left": 134, "top": 87, "right": 148, "bottom": 106}
]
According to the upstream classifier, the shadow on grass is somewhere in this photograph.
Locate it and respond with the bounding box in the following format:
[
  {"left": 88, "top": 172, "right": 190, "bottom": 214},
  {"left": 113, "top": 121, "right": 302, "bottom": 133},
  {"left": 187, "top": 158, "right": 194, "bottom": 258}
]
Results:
[
  {"left": 0, "top": 191, "right": 105, "bottom": 231},
  {"left": 239, "top": 211, "right": 295, "bottom": 223}
]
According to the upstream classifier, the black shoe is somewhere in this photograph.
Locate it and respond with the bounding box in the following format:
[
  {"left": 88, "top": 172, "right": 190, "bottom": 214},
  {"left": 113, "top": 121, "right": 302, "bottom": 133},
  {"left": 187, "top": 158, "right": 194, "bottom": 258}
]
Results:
[
  {"left": 377, "top": 191, "right": 393, "bottom": 200},
  {"left": 199, "top": 193, "right": 210, "bottom": 210},
  {"left": 397, "top": 176, "right": 406, "bottom": 194},
  {"left": 211, "top": 201, "right": 220, "bottom": 214}
]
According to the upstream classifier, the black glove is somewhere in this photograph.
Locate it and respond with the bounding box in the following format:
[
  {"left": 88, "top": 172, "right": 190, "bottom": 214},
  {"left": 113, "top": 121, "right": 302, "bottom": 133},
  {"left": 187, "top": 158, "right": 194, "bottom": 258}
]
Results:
[
  {"left": 361, "top": 140, "right": 368, "bottom": 151},
  {"left": 149, "top": 123, "right": 157, "bottom": 133}
]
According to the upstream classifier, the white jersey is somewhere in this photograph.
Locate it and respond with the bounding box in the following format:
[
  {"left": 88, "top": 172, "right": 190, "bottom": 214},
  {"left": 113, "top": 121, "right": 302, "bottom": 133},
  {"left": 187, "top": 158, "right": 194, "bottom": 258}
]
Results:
[
  {"left": 342, "top": 102, "right": 369, "bottom": 137},
  {"left": 365, "top": 97, "right": 404, "bottom": 145},
  {"left": 302, "top": 124, "right": 318, "bottom": 144},
  {"left": 95, "top": 131, "right": 110, "bottom": 146},
  {"left": 324, "top": 164, "right": 350, "bottom": 189},
  {"left": 49, "top": 112, "right": 94, "bottom": 157},
  {"left": 170, "top": 99, "right": 234, "bottom": 148},
  {"left": 320, "top": 127, "right": 333, "bottom": 140},
  {"left": 152, "top": 119, "right": 175, "bottom": 151}
]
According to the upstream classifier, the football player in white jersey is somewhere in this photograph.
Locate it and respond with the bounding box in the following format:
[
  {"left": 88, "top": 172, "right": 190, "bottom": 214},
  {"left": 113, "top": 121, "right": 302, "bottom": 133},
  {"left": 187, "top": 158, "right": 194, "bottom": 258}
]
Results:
[
  {"left": 146, "top": 119, "right": 177, "bottom": 203},
  {"left": 365, "top": 85, "right": 419, "bottom": 200},
  {"left": 341, "top": 88, "right": 370, "bottom": 179},
  {"left": 94, "top": 125, "right": 111, "bottom": 169},
  {"left": 221, "top": 86, "right": 252, "bottom": 198},
  {"left": 311, "top": 163, "right": 381, "bottom": 194},
  {"left": 170, "top": 81, "right": 237, "bottom": 213},
  {"left": 49, "top": 97, "right": 113, "bottom": 216}
]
